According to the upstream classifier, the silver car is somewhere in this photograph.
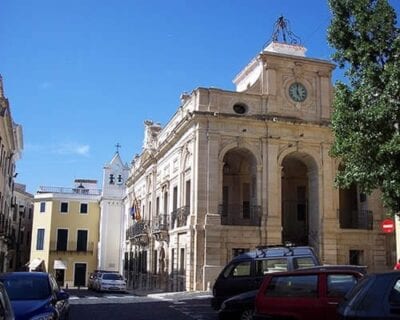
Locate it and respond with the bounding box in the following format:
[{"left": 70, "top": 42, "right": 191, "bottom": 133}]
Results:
[{"left": 94, "top": 273, "right": 126, "bottom": 292}]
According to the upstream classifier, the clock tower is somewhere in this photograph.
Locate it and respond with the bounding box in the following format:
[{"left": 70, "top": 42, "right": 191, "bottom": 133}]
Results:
[{"left": 99, "top": 149, "right": 129, "bottom": 272}]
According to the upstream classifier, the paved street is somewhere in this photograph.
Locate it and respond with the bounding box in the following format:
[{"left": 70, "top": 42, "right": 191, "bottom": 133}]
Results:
[{"left": 67, "top": 289, "right": 217, "bottom": 320}]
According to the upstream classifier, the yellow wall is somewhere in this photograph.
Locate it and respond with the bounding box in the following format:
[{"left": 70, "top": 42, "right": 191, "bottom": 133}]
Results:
[{"left": 30, "top": 195, "right": 100, "bottom": 288}]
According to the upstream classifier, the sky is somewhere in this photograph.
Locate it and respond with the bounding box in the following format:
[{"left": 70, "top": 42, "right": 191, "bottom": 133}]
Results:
[{"left": 1, "top": 0, "right": 399, "bottom": 194}]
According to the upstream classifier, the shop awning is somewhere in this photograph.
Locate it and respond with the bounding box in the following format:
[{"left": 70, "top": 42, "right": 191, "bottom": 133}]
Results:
[
  {"left": 53, "top": 260, "right": 67, "bottom": 270},
  {"left": 28, "top": 258, "right": 43, "bottom": 270}
]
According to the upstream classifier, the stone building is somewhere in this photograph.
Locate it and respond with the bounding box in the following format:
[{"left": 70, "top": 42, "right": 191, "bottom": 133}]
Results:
[
  {"left": 9, "top": 183, "right": 34, "bottom": 271},
  {"left": 0, "top": 75, "right": 23, "bottom": 272},
  {"left": 124, "top": 40, "right": 392, "bottom": 292}
]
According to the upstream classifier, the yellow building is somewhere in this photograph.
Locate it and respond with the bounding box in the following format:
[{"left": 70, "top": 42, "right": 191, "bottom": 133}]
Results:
[{"left": 30, "top": 179, "right": 101, "bottom": 288}]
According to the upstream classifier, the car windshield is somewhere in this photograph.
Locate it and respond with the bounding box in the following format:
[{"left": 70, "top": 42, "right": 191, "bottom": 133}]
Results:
[
  {"left": 1, "top": 277, "right": 50, "bottom": 300},
  {"left": 103, "top": 273, "right": 123, "bottom": 280}
]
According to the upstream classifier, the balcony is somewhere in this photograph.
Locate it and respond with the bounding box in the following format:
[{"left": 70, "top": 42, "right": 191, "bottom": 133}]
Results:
[
  {"left": 338, "top": 209, "right": 373, "bottom": 230},
  {"left": 49, "top": 241, "right": 94, "bottom": 253},
  {"left": 126, "top": 220, "right": 150, "bottom": 246},
  {"left": 171, "top": 206, "right": 190, "bottom": 229},
  {"left": 219, "top": 204, "right": 262, "bottom": 226},
  {"left": 152, "top": 214, "right": 169, "bottom": 242}
]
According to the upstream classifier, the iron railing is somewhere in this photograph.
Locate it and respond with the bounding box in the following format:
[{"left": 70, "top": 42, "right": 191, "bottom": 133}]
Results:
[
  {"left": 171, "top": 206, "right": 190, "bottom": 228},
  {"left": 338, "top": 209, "right": 373, "bottom": 230},
  {"left": 126, "top": 220, "right": 150, "bottom": 239},
  {"left": 219, "top": 204, "right": 262, "bottom": 226},
  {"left": 152, "top": 214, "right": 170, "bottom": 232}
]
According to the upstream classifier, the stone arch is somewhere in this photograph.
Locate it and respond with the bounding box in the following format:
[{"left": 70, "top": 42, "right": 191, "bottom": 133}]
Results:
[
  {"left": 219, "top": 146, "right": 260, "bottom": 226},
  {"left": 278, "top": 149, "right": 321, "bottom": 252}
]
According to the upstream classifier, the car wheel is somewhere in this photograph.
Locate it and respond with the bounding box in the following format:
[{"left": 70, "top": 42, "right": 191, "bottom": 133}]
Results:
[{"left": 240, "top": 309, "right": 254, "bottom": 320}]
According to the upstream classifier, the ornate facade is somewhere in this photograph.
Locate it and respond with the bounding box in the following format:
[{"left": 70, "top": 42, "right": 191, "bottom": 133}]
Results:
[
  {"left": 0, "top": 75, "right": 23, "bottom": 272},
  {"left": 124, "top": 41, "right": 393, "bottom": 292}
]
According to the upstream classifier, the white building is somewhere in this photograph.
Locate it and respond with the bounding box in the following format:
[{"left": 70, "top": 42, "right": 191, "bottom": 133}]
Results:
[{"left": 99, "top": 151, "right": 129, "bottom": 273}]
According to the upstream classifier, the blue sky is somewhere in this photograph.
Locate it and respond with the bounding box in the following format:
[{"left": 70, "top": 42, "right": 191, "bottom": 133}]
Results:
[{"left": 1, "top": 1, "right": 399, "bottom": 194}]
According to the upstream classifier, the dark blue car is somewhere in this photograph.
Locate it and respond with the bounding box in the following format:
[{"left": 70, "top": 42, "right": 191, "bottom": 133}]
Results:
[{"left": 0, "top": 272, "right": 69, "bottom": 320}]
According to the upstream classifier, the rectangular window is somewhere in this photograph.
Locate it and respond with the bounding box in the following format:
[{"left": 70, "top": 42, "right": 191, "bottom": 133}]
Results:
[
  {"left": 171, "top": 248, "right": 175, "bottom": 273},
  {"left": 80, "top": 203, "right": 88, "bottom": 214},
  {"left": 327, "top": 274, "right": 358, "bottom": 297},
  {"left": 156, "top": 197, "right": 160, "bottom": 215},
  {"left": 163, "top": 192, "right": 168, "bottom": 214},
  {"left": 266, "top": 275, "right": 318, "bottom": 297},
  {"left": 242, "top": 183, "right": 250, "bottom": 219},
  {"left": 36, "top": 228, "right": 45, "bottom": 250},
  {"left": 173, "top": 186, "right": 178, "bottom": 211},
  {"left": 185, "top": 180, "right": 191, "bottom": 207},
  {"left": 40, "top": 202, "right": 46, "bottom": 213},
  {"left": 57, "top": 229, "right": 68, "bottom": 251},
  {"left": 256, "top": 258, "right": 288, "bottom": 275},
  {"left": 77, "top": 230, "right": 88, "bottom": 252},
  {"left": 227, "top": 261, "right": 251, "bottom": 278},
  {"left": 349, "top": 250, "right": 363, "bottom": 265},
  {"left": 60, "top": 202, "right": 68, "bottom": 213},
  {"left": 180, "top": 248, "right": 185, "bottom": 274},
  {"left": 153, "top": 250, "right": 158, "bottom": 274}
]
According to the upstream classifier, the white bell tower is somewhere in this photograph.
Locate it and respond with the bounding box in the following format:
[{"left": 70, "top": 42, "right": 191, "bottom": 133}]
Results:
[{"left": 99, "top": 146, "right": 129, "bottom": 272}]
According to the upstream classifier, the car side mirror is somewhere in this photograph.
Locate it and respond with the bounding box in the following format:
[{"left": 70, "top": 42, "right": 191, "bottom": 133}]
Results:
[{"left": 56, "top": 290, "right": 69, "bottom": 301}]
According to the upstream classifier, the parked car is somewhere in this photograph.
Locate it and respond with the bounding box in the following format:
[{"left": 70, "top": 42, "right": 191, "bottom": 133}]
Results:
[
  {"left": 337, "top": 271, "right": 400, "bottom": 319},
  {"left": 0, "top": 282, "right": 14, "bottom": 320},
  {"left": 219, "top": 265, "right": 365, "bottom": 320},
  {"left": 211, "top": 245, "right": 321, "bottom": 310},
  {"left": 253, "top": 268, "right": 364, "bottom": 320},
  {"left": 94, "top": 272, "right": 127, "bottom": 292},
  {"left": 0, "top": 272, "right": 69, "bottom": 320}
]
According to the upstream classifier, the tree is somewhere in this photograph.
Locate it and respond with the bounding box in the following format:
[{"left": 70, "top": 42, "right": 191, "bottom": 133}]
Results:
[{"left": 327, "top": 0, "right": 400, "bottom": 213}]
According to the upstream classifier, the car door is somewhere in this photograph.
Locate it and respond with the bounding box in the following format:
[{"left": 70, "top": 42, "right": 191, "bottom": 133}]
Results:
[
  {"left": 323, "top": 272, "right": 360, "bottom": 320},
  {"left": 220, "top": 260, "right": 255, "bottom": 298},
  {"left": 259, "top": 273, "right": 323, "bottom": 320}
]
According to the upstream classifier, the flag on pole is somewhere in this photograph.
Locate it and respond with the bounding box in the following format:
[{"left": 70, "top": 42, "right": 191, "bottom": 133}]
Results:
[{"left": 130, "top": 196, "right": 141, "bottom": 221}]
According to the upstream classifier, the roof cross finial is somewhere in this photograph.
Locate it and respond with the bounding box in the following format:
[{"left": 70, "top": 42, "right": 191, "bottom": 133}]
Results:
[{"left": 115, "top": 143, "right": 121, "bottom": 153}]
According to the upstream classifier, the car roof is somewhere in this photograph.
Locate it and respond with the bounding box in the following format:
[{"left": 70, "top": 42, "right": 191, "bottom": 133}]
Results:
[
  {"left": 0, "top": 272, "right": 49, "bottom": 279},
  {"left": 232, "top": 246, "right": 318, "bottom": 261},
  {"left": 299, "top": 265, "right": 368, "bottom": 274},
  {"left": 263, "top": 268, "right": 364, "bottom": 277}
]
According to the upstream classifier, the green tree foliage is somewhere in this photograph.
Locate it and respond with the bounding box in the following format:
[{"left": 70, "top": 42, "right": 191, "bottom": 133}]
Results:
[{"left": 327, "top": 0, "right": 400, "bottom": 213}]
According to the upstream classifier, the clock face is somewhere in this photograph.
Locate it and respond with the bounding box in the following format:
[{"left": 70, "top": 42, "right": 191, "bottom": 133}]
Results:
[{"left": 288, "top": 82, "right": 307, "bottom": 102}]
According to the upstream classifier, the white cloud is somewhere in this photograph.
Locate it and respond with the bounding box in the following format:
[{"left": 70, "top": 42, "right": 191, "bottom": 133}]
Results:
[
  {"left": 25, "top": 142, "right": 90, "bottom": 157},
  {"left": 55, "top": 143, "right": 90, "bottom": 156}
]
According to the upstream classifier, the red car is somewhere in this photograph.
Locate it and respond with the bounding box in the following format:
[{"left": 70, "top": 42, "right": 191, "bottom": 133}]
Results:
[{"left": 253, "top": 268, "right": 364, "bottom": 320}]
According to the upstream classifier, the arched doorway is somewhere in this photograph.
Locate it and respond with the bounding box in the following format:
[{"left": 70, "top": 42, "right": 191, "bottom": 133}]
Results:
[
  {"left": 221, "top": 148, "right": 259, "bottom": 226},
  {"left": 281, "top": 152, "right": 319, "bottom": 248}
]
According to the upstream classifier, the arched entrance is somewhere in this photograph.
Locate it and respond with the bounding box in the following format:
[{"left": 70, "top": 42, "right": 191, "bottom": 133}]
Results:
[
  {"left": 221, "top": 148, "right": 260, "bottom": 226},
  {"left": 281, "top": 152, "right": 319, "bottom": 248}
]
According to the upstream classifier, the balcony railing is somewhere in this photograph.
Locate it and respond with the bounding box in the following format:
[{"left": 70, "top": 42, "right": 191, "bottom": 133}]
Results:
[
  {"left": 219, "top": 204, "right": 262, "bottom": 226},
  {"left": 152, "top": 214, "right": 169, "bottom": 242},
  {"left": 338, "top": 209, "right": 373, "bottom": 230},
  {"left": 37, "top": 186, "right": 101, "bottom": 195},
  {"left": 126, "top": 220, "right": 149, "bottom": 239},
  {"left": 49, "top": 241, "right": 94, "bottom": 253},
  {"left": 171, "top": 206, "right": 190, "bottom": 229},
  {"left": 152, "top": 214, "right": 170, "bottom": 232}
]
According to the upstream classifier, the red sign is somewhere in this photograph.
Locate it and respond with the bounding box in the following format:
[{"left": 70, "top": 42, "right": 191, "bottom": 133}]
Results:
[{"left": 381, "top": 218, "right": 395, "bottom": 233}]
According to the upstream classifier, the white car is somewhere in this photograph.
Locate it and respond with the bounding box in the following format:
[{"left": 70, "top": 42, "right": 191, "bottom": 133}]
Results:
[{"left": 94, "top": 273, "right": 127, "bottom": 292}]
